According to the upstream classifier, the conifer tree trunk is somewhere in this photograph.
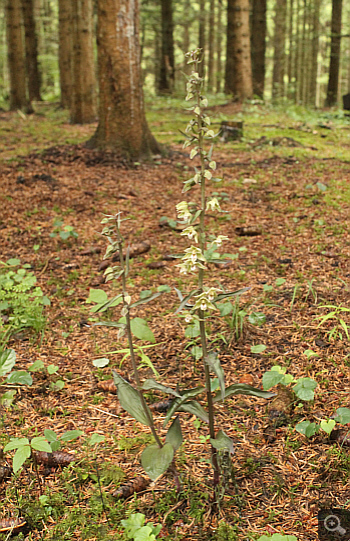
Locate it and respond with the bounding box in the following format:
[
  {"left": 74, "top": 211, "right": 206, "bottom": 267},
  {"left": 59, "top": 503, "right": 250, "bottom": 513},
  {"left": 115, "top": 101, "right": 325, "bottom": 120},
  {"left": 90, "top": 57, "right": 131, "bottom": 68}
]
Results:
[
  {"left": 21, "top": 0, "right": 41, "bottom": 101},
  {"left": 158, "top": 0, "right": 174, "bottom": 93},
  {"left": 287, "top": 0, "right": 294, "bottom": 99},
  {"left": 198, "top": 0, "right": 206, "bottom": 77},
  {"left": 251, "top": 0, "right": 266, "bottom": 98},
  {"left": 325, "top": 0, "right": 343, "bottom": 106},
  {"left": 207, "top": 0, "right": 215, "bottom": 91},
  {"left": 6, "top": 0, "right": 31, "bottom": 111},
  {"left": 216, "top": 0, "right": 222, "bottom": 93},
  {"left": 58, "top": 0, "right": 73, "bottom": 108},
  {"left": 272, "top": 0, "right": 287, "bottom": 100},
  {"left": 225, "top": 0, "right": 253, "bottom": 100},
  {"left": 70, "top": 0, "right": 96, "bottom": 123},
  {"left": 88, "top": 0, "right": 160, "bottom": 160}
]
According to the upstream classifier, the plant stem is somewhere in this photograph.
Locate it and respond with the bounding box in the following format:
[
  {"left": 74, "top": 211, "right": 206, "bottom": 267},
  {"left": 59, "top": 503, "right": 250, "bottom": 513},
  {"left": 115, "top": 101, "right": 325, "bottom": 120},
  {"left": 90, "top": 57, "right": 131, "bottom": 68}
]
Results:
[
  {"left": 196, "top": 68, "right": 220, "bottom": 493},
  {"left": 116, "top": 226, "right": 163, "bottom": 449}
]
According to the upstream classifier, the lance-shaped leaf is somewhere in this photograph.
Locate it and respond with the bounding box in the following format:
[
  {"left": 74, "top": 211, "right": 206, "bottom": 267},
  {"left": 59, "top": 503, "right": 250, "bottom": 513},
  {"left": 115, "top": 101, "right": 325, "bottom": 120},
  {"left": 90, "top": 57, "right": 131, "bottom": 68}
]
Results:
[
  {"left": 113, "top": 371, "right": 153, "bottom": 426},
  {"left": 30, "top": 437, "right": 52, "bottom": 453},
  {"left": 214, "top": 287, "right": 249, "bottom": 302},
  {"left": 13, "top": 445, "right": 31, "bottom": 474},
  {"left": 178, "top": 401, "right": 209, "bottom": 423},
  {"left": 163, "top": 386, "right": 205, "bottom": 425},
  {"left": 130, "top": 292, "right": 162, "bottom": 308},
  {"left": 0, "top": 349, "right": 16, "bottom": 377},
  {"left": 165, "top": 416, "right": 183, "bottom": 451},
  {"left": 175, "top": 289, "right": 199, "bottom": 313},
  {"left": 125, "top": 245, "right": 130, "bottom": 277},
  {"left": 213, "top": 383, "right": 275, "bottom": 403},
  {"left": 131, "top": 318, "right": 155, "bottom": 343},
  {"left": 210, "top": 430, "right": 234, "bottom": 455},
  {"left": 93, "top": 321, "right": 126, "bottom": 329},
  {"left": 205, "top": 352, "right": 225, "bottom": 400},
  {"left": 141, "top": 443, "right": 174, "bottom": 481},
  {"left": 142, "top": 379, "right": 181, "bottom": 398},
  {"left": 335, "top": 407, "right": 350, "bottom": 425}
]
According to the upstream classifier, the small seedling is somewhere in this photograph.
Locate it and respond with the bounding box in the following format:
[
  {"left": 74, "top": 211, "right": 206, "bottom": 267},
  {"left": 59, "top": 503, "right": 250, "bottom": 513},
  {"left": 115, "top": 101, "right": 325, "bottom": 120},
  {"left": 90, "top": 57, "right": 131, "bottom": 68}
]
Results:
[
  {"left": 263, "top": 365, "right": 317, "bottom": 401},
  {"left": 121, "top": 513, "right": 162, "bottom": 541}
]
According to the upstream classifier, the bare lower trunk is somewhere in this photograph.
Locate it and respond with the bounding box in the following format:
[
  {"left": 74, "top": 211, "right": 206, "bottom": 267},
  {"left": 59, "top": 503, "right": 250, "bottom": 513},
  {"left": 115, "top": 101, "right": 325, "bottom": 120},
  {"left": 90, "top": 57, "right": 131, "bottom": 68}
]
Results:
[{"left": 21, "top": 0, "right": 42, "bottom": 101}]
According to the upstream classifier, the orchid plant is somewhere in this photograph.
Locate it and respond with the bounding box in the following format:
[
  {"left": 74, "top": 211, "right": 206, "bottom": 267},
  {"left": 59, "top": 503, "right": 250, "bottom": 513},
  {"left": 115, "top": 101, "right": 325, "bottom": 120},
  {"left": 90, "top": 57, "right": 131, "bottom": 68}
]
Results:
[{"left": 93, "top": 50, "right": 274, "bottom": 504}]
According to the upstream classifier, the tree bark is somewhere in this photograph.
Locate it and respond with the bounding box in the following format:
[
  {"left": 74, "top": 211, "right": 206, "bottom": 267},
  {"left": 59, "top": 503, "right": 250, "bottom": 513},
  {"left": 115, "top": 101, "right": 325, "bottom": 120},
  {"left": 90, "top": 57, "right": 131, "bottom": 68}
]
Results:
[
  {"left": 6, "top": 0, "right": 31, "bottom": 111},
  {"left": 198, "top": 0, "right": 206, "bottom": 77},
  {"left": 251, "top": 0, "right": 266, "bottom": 98},
  {"left": 70, "top": 0, "right": 96, "bottom": 123},
  {"left": 158, "top": 0, "right": 174, "bottom": 93},
  {"left": 325, "top": 0, "right": 343, "bottom": 107},
  {"left": 272, "top": 0, "right": 287, "bottom": 100},
  {"left": 58, "top": 0, "right": 73, "bottom": 109},
  {"left": 88, "top": 0, "right": 160, "bottom": 160},
  {"left": 225, "top": 0, "right": 253, "bottom": 101},
  {"left": 215, "top": 0, "right": 222, "bottom": 93},
  {"left": 21, "top": 0, "right": 42, "bottom": 101},
  {"left": 207, "top": 0, "right": 215, "bottom": 91}
]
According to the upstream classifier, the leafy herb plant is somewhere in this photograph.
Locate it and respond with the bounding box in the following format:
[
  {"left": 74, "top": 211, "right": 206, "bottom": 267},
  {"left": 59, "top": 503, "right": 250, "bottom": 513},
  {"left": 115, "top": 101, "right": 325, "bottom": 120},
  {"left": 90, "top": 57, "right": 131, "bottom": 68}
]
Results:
[{"left": 96, "top": 49, "right": 274, "bottom": 502}]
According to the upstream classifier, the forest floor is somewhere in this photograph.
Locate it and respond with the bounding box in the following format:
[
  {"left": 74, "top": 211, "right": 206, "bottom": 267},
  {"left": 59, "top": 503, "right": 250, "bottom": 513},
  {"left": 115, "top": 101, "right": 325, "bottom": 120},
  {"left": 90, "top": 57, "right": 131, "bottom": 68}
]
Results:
[{"left": 0, "top": 99, "right": 350, "bottom": 541}]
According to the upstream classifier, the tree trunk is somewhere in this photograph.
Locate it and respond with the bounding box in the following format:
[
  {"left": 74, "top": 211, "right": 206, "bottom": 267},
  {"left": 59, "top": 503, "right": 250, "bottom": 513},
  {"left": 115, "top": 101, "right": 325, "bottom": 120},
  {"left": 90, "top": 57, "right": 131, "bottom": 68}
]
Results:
[
  {"left": 88, "top": 0, "right": 160, "bottom": 160},
  {"left": 21, "top": 0, "right": 42, "bottom": 101},
  {"left": 207, "top": 0, "right": 215, "bottom": 91},
  {"left": 272, "top": 0, "right": 287, "bottom": 100},
  {"left": 216, "top": 0, "right": 222, "bottom": 93},
  {"left": 158, "top": 0, "right": 174, "bottom": 93},
  {"left": 325, "top": 0, "right": 343, "bottom": 107},
  {"left": 6, "top": 0, "right": 31, "bottom": 111},
  {"left": 225, "top": 0, "right": 253, "bottom": 101},
  {"left": 70, "top": 0, "right": 96, "bottom": 123},
  {"left": 58, "top": 0, "right": 73, "bottom": 109},
  {"left": 198, "top": 0, "right": 206, "bottom": 78},
  {"left": 251, "top": 0, "right": 266, "bottom": 98}
]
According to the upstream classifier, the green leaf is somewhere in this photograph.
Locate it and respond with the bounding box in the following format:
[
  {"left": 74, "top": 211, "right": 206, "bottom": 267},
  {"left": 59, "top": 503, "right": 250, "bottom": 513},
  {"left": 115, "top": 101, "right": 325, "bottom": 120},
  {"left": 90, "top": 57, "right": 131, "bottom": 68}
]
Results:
[
  {"left": 121, "top": 513, "right": 145, "bottom": 538},
  {"left": 184, "top": 321, "right": 201, "bottom": 338},
  {"left": 44, "top": 429, "right": 58, "bottom": 442},
  {"left": 248, "top": 312, "right": 266, "bottom": 326},
  {"left": 210, "top": 430, "right": 234, "bottom": 454},
  {"left": 251, "top": 344, "right": 266, "bottom": 354},
  {"left": 214, "top": 287, "right": 249, "bottom": 302},
  {"left": 190, "top": 345, "right": 203, "bottom": 359},
  {"left": 113, "top": 371, "right": 153, "bottom": 426},
  {"left": 258, "top": 535, "right": 297, "bottom": 541},
  {"left": 0, "top": 349, "right": 16, "bottom": 377},
  {"left": 130, "top": 292, "right": 162, "bottom": 308},
  {"left": 320, "top": 419, "right": 336, "bottom": 434},
  {"left": 157, "top": 285, "right": 171, "bottom": 293},
  {"left": 213, "top": 383, "right": 275, "bottom": 403},
  {"left": 205, "top": 352, "right": 225, "bottom": 401},
  {"left": 31, "top": 437, "right": 52, "bottom": 452},
  {"left": 165, "top": 416, "right": 183, "bottom": 451},
  {"left": 6, "top": 258, "right": 21, "bottom": 266},
  {"left": 87, "top": 289, "right": 108, "bottom": 304},
  {"left": 335, "top": 407, "right": 350, "bottom": 424},
  {"left": 4, "top": 437, "right": 29, "bottom": 451},
  {"left": 316, "top": 181, "right": 327, "bottom": 191},
  {"left": 28, "top": 360, "right": 45, "bottom": 372},
  {"left": 130, "top": 318, "right": 155, "bottom": 343},
  {"left": 141, "top": 443, "right": 174, "bottom": 481},
  {"left": 1, "top": 390, "right": 16, "bottom": 407},
  {"left": 7, "top": 371, "right": 32, "bottom": 386},
  {"left": 13, "top": 445, "right": 31, "bottom": 473},
  {"left": 142, "top": 379, "right": 181, "bottom": 397},
  {"left": 263, "top": 284, "right": 273, "bottom": 292},
  {"left": 134, "top": 526, "right": 156, "bottom": 541},
  {"left": 60, "top": 430, "right": 83, "bottom": 442},
  {"left": 293, "top": 378, "right": 317, "bottom": 401},
  {"left": 177, "top": 401, "right": 209, "bottom": 423},
  {"left": 92, "top": 358, "right": 110, "bottom": 368},
  {"left": 295, "top": 421, "right": 318, "bottom": 438},
  {"left": 175, "top": 289, "right": 199, "bottom": 313},
  {"left": 50, "top": 380, "right": 65, "bottom": 391},
  {"left": 219, "top": 302, "right": 233, "bottom": 316},
  {"left": 275, "top": 278, "right": 286, "bottom": 286},
  {"left": 47, "top": 364, "right": 59, "bottom": 375},
  {"left": 50, "top": 441, "right": 61, "bottom": 452},
  {"left": 88, "top": 433, "right": 105, "bottom": 446},
  {"left": 262, "top": 370, "right": 284, "bottom": 390}
]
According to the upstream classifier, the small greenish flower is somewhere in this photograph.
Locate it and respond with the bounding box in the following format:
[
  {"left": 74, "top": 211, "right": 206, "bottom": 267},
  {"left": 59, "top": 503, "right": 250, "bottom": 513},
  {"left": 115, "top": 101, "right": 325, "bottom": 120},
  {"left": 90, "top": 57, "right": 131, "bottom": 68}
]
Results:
[
  {"left": 213, "top": 235, "right": 229, "bottom": 247},
  {"left": 206, "top": 197, "right": 220, "bottom": 212},
  {"left": 176, "top": 201, "right": 192, "bottom": 223},
  {"left": 181, "top": 226, "right": 198, "bottom": 243},
  {"left": 183, "top": 246, "right": 206, "bottom": 264},
  {"left": 192, "top": 289, "right": 218, "bottom": 312}
]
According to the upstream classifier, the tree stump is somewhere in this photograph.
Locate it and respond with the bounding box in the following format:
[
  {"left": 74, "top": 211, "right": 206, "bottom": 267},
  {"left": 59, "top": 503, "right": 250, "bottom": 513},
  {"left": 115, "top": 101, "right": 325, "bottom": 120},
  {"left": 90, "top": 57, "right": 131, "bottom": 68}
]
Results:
[{"left": 220, "top": 121, "right": 243, "bottom": 141}]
